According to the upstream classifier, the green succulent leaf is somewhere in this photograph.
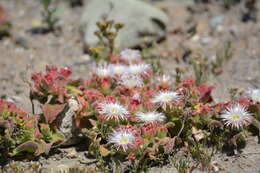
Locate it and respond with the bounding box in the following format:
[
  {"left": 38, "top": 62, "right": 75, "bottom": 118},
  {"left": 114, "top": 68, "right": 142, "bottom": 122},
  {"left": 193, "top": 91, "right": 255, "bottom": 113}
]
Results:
[
  {"left": 64, "top": 85, "right": 83, "bottom": 95},
  {"left": 12, "top": 141, "right": 39, "bottom": 156}
]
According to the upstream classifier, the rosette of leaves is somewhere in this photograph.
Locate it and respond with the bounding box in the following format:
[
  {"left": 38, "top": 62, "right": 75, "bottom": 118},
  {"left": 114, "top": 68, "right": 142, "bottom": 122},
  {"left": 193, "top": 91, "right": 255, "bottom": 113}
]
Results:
[
  {"left": 0, "top": 100, "right": 64, "bottom": 159},
  {"left": 30, "top": 66, "right": 83, "bottom": 105},
  {"left": 0, "top": 100, "right": 43, "bottom": 158}
]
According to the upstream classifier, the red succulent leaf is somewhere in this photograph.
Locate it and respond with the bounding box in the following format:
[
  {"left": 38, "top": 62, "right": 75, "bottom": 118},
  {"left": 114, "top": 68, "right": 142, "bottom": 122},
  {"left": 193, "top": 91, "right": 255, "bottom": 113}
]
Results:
[
  {"left": 42, "top": 104, "right": 65, "bottom": 124},
  {"left": 0, "top": 100, "right": 28, "bottom": 117},
  {"left": 193, "top": 104, "right": 211, "bottom": 115},
  {"left": 198, "top": 84, "right": 214, "bottom": 103},
  {"left": 60, "top": 67, "right": 72, "bottom": 78},
  {"left": 238, "top": 97, "right": 251, "bottom": 106},
  {"left": 84, "top": 89, "right": 104, "bottom": 101},
  {"left": 0, "top": 4, "right": 7, "bottom": 25},
  {"left": 126, "top": 153, "right": 136, "bottom": 160},
  {"left": 179, "top": 78, "right": 195, "bottom": 88}
]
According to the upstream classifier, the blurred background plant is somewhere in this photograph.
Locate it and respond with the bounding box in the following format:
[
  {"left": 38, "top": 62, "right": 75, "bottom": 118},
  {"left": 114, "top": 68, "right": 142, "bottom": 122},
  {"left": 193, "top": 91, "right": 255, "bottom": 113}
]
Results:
[
  {"left": 37, "top": 0, "right": 64, "bottom": 33},
  {"left": 89, "top": 20, "right": 124, "bottom": 64},
  {"left": 0, "top": 4, "right": 11, "bottom": 39}
]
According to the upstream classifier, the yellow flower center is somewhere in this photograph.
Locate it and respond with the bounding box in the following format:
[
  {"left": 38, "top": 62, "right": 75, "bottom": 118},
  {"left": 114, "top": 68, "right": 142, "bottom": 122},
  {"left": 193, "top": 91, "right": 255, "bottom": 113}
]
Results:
[
  {"left": 252, "top": 96, "right": 260, "bottom": 102},
  {"left": 162, "top": 95, "right": 172, "bottom": 102},
  {"left": 110, "top": 107, "right": 119, "bottom": 114},
  {"left": 231, "top": 114, "right": 241, "bottom": 121},
  {"left": 119, "top": 137, "right": 129, "bottom": 145}
]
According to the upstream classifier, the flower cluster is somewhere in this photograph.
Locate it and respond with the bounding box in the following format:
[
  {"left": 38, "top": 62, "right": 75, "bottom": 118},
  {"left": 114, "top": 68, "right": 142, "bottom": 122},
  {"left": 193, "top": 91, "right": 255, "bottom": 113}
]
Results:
[{"left": 1, "top": 49, "right": 259, "bottom": 171}]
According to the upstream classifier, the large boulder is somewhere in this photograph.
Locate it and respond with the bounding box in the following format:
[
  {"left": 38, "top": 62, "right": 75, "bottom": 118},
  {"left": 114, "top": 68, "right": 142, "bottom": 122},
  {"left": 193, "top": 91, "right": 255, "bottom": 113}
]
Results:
[{"left": 80, "top": 0, "right": 169, "bottom": 49}]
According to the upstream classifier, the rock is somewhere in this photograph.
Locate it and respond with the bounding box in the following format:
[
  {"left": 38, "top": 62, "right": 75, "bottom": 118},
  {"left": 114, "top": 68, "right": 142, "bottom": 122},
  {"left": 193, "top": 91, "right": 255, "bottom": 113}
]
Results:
[
  {"left": 40, "top": 160, "right": 95, "bottom": 173},
  {"left": 209, "top": 15, "right": 224, "bottom": 29},
  {"left": 80, "top": 0, "right": 169, "bottom": 49},
  {"left": 56, "top": 97, "right": 82, "bottom": 146}
]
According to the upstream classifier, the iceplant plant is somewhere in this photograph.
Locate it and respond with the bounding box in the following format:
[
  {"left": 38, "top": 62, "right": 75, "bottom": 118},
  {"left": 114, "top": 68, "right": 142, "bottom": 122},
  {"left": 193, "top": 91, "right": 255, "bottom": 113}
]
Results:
[{"left": 220, "top": 104, "right": 252, "bottom": 129}]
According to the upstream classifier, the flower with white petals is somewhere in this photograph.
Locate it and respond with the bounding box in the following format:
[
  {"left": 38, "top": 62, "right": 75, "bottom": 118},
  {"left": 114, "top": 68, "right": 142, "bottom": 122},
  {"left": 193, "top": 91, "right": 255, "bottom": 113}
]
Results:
[
  {"left": 108, "top": 129, "right": 136, "bottom": 151},
  {"left": 109, "top": 64, "right": 129, "bottom": 76},
  {"left": 156, "top": 75, "right": 172, "bottom": 86},
  {"left": 120, "top": 49, "right": 141, "bottom": 61},
  {"left": 151, "top": 91, "right": 180, "bottom": 106},
  {"left": 136, "top": 111, "right": 166, "bottom": 123},
  {"left": 220, "top": 104, "right": 252, "bottom": 129},
  {"left": 97, "top": 102, "right": 129, "bottom": 120},
  {"left": 128, "top": 64, "right": 151, "bottom": 76},
  {"left": 93, "top": 64, "right": 111, "bottom": 78},
  {"left": 118, "top": 74, "right": 143, "bottom": 88},
  {"left": 245, "top": 88, "right": 260, "bottom": 104}
]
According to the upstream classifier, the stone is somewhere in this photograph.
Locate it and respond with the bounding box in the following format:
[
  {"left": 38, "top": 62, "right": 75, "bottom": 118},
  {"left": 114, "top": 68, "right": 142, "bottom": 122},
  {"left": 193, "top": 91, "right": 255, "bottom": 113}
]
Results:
[
  {"left": 56, "top": 97, "right": 82, "bottom": 146},
  {"left": 209, "top": 15, "right": 225, "bottom": 29},
  {"left": 80, "top": 0, "right": 169, "bottom": 49}
]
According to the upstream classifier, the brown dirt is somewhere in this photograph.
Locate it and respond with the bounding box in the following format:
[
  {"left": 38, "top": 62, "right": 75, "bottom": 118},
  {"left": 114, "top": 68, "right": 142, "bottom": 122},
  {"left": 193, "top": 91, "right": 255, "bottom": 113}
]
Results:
[{"left": 0, "top": 0, "right": 259, "bottom": 172}]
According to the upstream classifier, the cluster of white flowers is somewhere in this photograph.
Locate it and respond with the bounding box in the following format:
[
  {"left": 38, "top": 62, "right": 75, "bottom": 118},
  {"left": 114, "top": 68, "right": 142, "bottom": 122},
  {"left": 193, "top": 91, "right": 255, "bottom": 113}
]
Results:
[
  {"left": 95, "top": 49, "right": 252, "bottom": 152},
  {"left": 128, "top": 64, "right": 151, "bottom": 75},
  {"left": 109, "top": 63, "right": 151, "bottom": 77},
  {"left": 92, "top": 49, "right": 153, "bottom": 89}
]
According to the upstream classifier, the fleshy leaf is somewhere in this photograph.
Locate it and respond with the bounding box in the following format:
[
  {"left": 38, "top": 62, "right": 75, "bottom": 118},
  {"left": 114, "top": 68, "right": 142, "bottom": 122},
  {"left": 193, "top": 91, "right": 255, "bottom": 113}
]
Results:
[
  {"left": 99, "top": 145, "right": 110, "bottom": 157},
  {"left": 42, "top": 104, "right": 65, "bottom": 124},
  {"left": 51, "top": 131, "right": 65, "bottom": 144},
  {"left": 64, "top": 85, "right": 83, "bottom": 95},
  {"left": 36, "top": 140, "right": 51, "bottom": 156},
  {"left": 13, "top": 141, "right": 39, "bottom": 156}
]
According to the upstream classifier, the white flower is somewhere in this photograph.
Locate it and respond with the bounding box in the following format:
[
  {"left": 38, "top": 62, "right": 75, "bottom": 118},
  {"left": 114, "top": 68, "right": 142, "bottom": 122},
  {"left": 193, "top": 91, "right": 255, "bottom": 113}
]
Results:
[
  {"left": 151, "top": 91, "right": 180, "bottom": 106},
  {"left": 97, "top": 102, "right": 129, "bottom": 120},
  {"left": 108, "top": 129, "right": 136, "bottom": 151},
  {"left": 128, "top": 64, "right": 151, "bottom": 75},
  {"left": 118, "top": 74, "right": 143, "bottom": 88},
  {"left": 156, "top": 75, "right": 172, "bottom": 86},
  {"left": 220, "top": 104, "right": 252, "bottom": 129},
  {"left": 136, "top": 111, "right": 166, "bottom": 123},
  {"left": 120, "top": 49, "right": 141, "bottom": 61},
  {"left": 246, "top": 88, "right": 260, "bottom": 104},
  {"left": 93, "top": 64, "right": 111, "bottom": 78},
  {"left": 109, "top": 64, "right": 129, "bottom": 76}
]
